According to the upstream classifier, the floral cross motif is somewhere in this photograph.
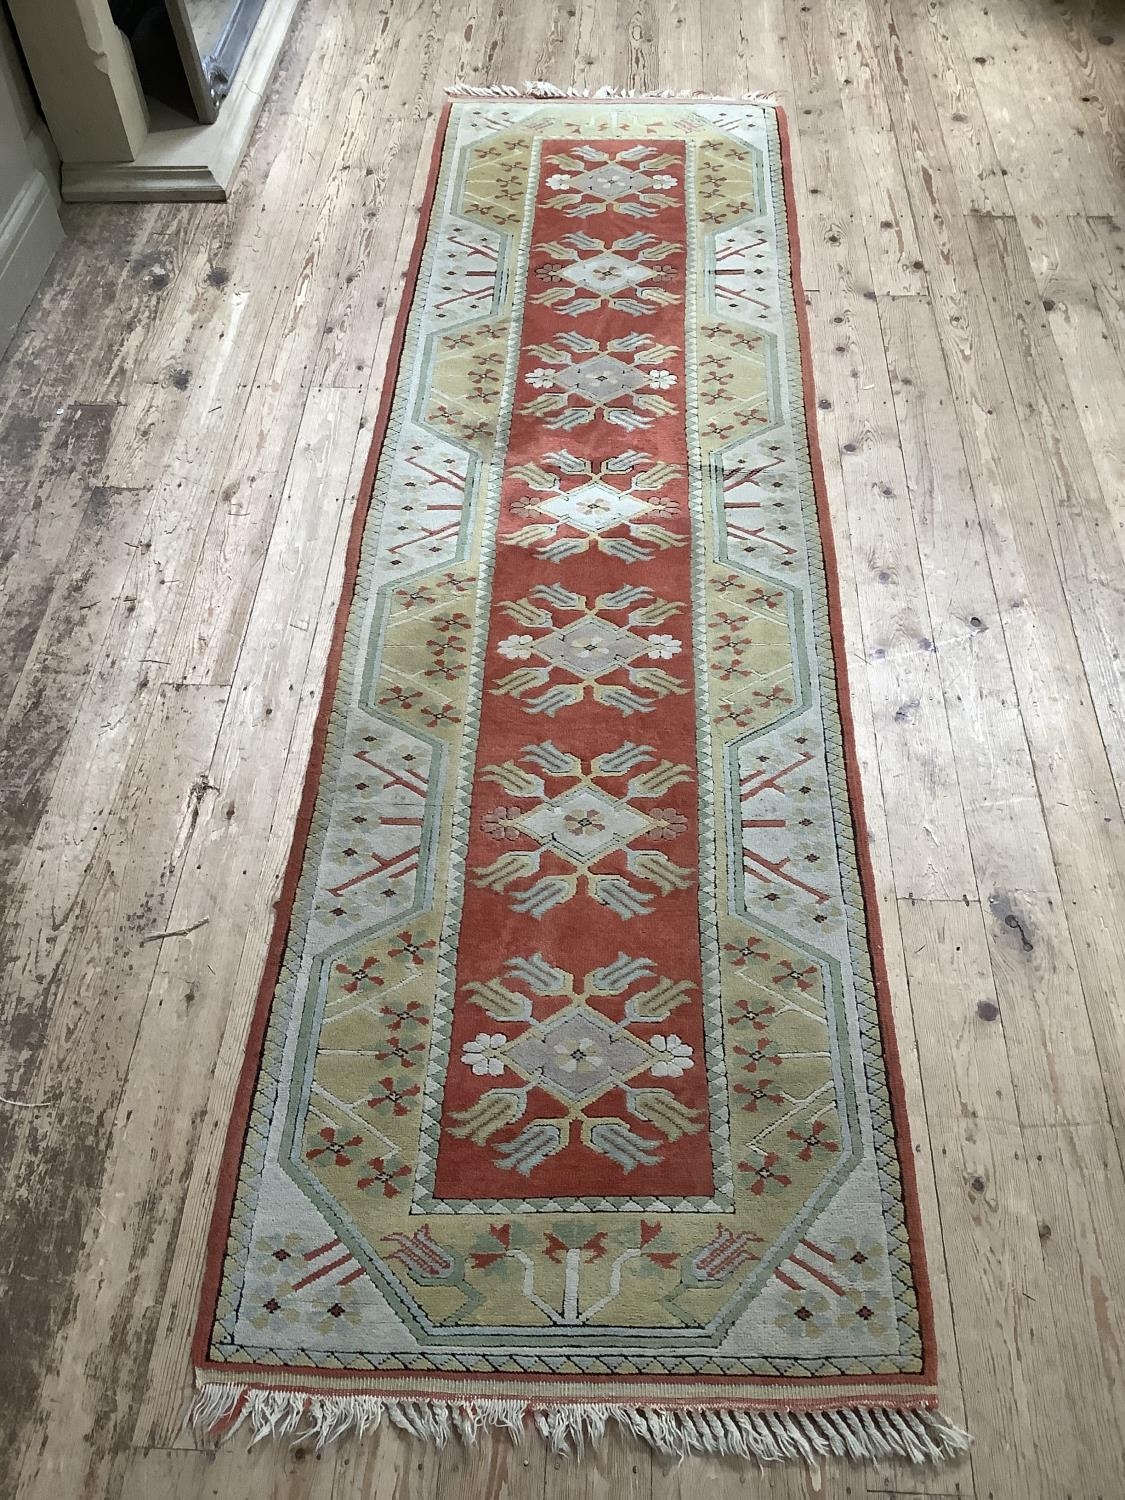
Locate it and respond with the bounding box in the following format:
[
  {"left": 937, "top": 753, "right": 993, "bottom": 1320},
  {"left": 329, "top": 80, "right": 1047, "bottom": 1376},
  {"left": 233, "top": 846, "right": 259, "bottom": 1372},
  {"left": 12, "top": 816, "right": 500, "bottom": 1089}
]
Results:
[
  {"left": 449, "top": 952, "right": 703, "bottom": 1177},
  {"left": 473, "top": 740, "right": 694, "bottom": 919},
  {"left": 520, "top": 332, "right": 678, "bottom": 432},
  {"left": 491, "top": 581, "right": 687, "bottom": 717}
]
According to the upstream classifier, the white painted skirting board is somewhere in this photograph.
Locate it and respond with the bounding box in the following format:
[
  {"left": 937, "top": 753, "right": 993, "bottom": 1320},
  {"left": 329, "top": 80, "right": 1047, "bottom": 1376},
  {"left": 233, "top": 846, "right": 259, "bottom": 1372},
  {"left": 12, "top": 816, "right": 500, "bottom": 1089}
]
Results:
[
  {"left": 0, "top": 169, "right": 64, "bottom": 354},
  {"left": 61, "top": 0, "right": 300, "bottom": 203}
]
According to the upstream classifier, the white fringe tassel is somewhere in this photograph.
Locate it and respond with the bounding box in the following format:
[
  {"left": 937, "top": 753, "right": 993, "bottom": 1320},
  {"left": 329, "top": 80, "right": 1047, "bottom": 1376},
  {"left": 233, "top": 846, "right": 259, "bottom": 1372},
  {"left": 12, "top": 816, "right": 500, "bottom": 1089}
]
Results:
[
  {"left": 191, "top": 1383, "right": 970, "bottom": 1467},
  {"left": 447, "top": 81, "right": 781, "bottom": 103}
]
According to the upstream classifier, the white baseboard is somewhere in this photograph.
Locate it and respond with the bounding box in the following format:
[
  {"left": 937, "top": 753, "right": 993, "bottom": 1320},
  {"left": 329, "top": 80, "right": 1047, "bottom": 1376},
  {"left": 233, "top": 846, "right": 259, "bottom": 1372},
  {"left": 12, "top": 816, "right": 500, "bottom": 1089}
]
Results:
[
  {"left": 61, "top": 0, "right": 300, "bottom": 203},
  {"left": 0, "top": 169, "right": 64, "bottom": 356}
]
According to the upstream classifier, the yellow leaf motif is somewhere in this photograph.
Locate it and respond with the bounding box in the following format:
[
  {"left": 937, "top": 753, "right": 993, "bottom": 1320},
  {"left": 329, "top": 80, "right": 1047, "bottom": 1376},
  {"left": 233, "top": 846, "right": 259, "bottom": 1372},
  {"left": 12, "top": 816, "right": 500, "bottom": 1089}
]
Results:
[
  {"left": 626, "top": 1088, "right": 705, "bottom": 1142},
  {"left": 448, "top": 1088, "right": 526, "bottom": 1145}
]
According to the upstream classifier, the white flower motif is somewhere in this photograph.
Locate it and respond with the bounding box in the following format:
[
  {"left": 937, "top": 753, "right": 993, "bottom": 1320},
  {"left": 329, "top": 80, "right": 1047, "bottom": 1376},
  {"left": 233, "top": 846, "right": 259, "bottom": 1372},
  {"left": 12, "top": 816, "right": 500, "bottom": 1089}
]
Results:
[
  {"left": 554, "top": 1037, "right": 604, "bottom": 1075},
  {"left": 497, "top": 633, "right": 536, "bottom": 660},
  {"left": 649, "top": 173, "right": 677, "bottom": 190},
  {"left": 461, "top": 1032, "right": 508, "bottom": 1076},
  {"left": 645, "top": 369, "right": 678, "bottom": 390},
  {"left": 649, "top": 1033, "right": 694, "bottom": 1077},
  {"left": 646, "top": 633, "right": 682, "bottom": 660},
  {"left": 546, "top": 173, "right": 574, "bottom": 190},
  {"left": 524, "top": 367, "right": 557, "bottom": 390}
]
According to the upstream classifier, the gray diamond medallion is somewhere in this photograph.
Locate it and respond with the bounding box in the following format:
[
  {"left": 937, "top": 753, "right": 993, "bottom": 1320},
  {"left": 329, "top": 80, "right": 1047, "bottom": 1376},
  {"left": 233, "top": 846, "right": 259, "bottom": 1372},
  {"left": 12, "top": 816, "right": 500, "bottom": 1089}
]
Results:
[
  {"left": 569, "top": 163, "right": 654, "bottom": 202},
  {"left": 539, "top": 478, "right": 647, "bottom": 534},
  {"left": 516, "top": 785, "right": 650, "bottom": 861},
  {"left": 536, "top": 617, "right": 646, "bottom": 679},
  {"left": 559, "top": 252, "right": 655, "bottom": 295},
  {"left": 555, "top": 353, "right": 648, "bottom": 403},
  {"left": 508, "top": 1008, "right": 648, "bottom": 1102}
]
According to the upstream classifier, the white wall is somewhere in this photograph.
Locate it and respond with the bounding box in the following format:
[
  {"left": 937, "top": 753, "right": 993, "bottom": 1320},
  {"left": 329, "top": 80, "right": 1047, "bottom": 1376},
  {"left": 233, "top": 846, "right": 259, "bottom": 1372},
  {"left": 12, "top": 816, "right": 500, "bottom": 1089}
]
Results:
[{"left": 0, "top": 15, "right": 63, "bottom": 358}]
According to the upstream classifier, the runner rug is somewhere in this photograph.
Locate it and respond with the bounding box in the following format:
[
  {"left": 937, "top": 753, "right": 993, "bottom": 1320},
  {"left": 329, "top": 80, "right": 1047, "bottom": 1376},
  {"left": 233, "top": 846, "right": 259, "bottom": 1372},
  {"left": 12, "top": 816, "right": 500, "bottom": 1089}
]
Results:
[{"left": 193, "top": 90, "right": 969, "bottom": 1467}]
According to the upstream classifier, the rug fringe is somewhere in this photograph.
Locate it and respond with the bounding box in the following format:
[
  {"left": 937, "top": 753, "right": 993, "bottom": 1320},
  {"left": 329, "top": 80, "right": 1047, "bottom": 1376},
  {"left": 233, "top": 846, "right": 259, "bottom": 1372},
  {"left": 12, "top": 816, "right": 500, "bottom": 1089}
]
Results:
[
  {"left": 191, "top": 1381, "right": 970, "bottom": 1466},
  {"left": 446, "top": 81, "right": 781, "bottom": 103}
]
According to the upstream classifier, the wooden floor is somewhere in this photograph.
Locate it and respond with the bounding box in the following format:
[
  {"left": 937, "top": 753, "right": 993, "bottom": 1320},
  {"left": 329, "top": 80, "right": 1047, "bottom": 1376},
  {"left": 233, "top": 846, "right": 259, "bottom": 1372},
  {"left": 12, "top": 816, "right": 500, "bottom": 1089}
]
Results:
[{"left": 1, "top": 1, "right": 1124, "bottom": 1495}]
